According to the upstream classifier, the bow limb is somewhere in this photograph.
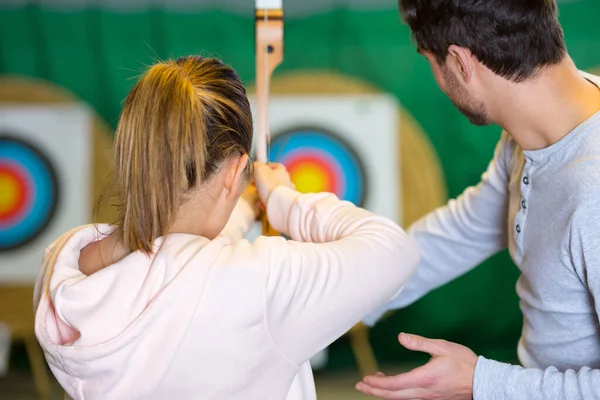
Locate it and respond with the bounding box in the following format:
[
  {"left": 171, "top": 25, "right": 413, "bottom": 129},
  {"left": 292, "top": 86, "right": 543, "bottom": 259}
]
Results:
[{"left": 255, "top": 0, "right": 284, "bottom": 236}]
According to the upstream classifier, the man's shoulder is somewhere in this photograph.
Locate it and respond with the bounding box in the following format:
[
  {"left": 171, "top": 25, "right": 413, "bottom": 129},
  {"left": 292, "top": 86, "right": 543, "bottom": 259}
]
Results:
[
  {"left": 492, "top": 130, "right": 519, "bottom": 167},
  {"left": 579, "top": 70, "right": 600, "bottom": 86},
  {"left": 560, "top": 152, "right": 600, "bottom": 213}
]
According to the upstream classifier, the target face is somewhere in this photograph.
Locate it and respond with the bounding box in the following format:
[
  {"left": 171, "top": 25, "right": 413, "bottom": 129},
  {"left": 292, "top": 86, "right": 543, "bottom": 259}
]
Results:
[
  {"left": 0, "top": 135, "right": 59, "bottom": 251},
  {"left": 269, "top": 128, "right": 366, "bottom": 206}
]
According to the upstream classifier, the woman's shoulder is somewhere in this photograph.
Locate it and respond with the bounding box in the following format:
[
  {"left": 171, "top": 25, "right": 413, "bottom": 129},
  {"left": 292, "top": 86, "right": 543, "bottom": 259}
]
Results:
[{"left": 45, "top": 224, "right": 115, "bottom": 257}]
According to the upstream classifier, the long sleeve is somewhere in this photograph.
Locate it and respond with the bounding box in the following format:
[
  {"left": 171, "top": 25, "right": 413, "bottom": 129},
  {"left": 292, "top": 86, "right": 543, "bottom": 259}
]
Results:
[
  {"left": 364, "top": 133, "right": 511, "bottom": 325},
  {"left": 474, "top": 357, "right": 600, "bottom": 399},
  {"left": 261, "top": 186, "right": 421, "bottom": 366},
  {"left": 218, "top": 198, "right": 256, "bottom": 242}
]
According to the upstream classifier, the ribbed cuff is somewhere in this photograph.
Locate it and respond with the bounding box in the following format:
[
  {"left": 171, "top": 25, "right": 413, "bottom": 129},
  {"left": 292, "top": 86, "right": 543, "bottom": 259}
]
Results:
[
  {"left": 473, "top": 356, "right": 510, "bottom": 400},
  {"left": 266, "top": 186, "right": 301, "bottom": 236}
]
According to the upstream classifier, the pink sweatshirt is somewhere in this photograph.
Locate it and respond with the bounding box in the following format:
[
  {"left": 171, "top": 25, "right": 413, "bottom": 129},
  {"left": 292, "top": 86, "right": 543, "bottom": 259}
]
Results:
[{"left": 34, "top": 186, "right": 420, "bottom": 399}]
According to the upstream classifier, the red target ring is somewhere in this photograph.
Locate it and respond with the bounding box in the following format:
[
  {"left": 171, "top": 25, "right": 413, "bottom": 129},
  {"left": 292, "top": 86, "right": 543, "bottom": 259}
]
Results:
[
  {"left": 285, "top": 152, "right": 341, "bottom": 195},
  {"left": 269, "top": 128, "right": 366, "bottom": 206},
  {"left": 0, "top": 135, "right": 59, "bottom": 251},
  {"left": 0, "top": 161, "right": 32, "bottom": 226}
]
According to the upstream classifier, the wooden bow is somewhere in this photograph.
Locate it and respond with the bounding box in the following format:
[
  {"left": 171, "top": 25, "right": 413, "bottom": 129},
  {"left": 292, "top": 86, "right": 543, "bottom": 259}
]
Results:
[{"left": 255, "top": 0, "right": 284, "bottom": 236}]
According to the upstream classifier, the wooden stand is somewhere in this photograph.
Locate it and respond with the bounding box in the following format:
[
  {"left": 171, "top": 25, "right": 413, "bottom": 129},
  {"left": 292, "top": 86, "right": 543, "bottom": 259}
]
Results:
[
  {"left": 0, "top": 286, "right": 51, "bottom": 400},
  {"left": 348, "top": 323, "right": 379, "bottom": 376}
]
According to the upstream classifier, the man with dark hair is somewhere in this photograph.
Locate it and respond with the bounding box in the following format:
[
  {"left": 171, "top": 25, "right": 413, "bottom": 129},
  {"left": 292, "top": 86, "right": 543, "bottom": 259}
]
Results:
[{"left": 356, "top": 0, "right": 600, "bottom": 399}]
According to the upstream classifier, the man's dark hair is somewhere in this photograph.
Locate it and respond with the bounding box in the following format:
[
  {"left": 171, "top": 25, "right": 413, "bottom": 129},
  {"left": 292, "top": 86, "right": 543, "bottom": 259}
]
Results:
[{"left": 399, "top": 0, "right": 567, "bottom": 82}]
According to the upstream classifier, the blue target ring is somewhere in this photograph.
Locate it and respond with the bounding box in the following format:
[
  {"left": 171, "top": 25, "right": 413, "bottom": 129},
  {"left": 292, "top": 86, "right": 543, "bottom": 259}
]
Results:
[
  {"left": 270, "top": 128, "right": 366, "bottom": 206},
  {"left": 0, "top": 135, "right": 59, "bottom": 251}
]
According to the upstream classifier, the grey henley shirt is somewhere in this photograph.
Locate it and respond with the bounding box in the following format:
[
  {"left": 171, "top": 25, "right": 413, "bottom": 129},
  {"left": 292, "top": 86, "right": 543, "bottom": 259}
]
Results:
[{"left": 365, "top": 72, "right": 600, "bottom": 399}]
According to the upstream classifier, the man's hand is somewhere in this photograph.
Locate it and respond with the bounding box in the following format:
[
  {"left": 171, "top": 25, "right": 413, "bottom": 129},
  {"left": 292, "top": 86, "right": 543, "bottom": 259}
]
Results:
[{"left": 356, "top": 333, "right": 477, "bottom": 400}]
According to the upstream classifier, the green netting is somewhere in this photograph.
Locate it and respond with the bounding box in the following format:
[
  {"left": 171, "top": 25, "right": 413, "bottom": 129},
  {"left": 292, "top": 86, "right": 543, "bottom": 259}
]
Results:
[{"left": 1, "top": 1, "right": 599, "bottom": 370}]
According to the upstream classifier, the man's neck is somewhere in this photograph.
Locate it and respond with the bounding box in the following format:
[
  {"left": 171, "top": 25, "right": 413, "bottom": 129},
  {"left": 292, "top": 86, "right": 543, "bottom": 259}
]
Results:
[{"left": 490, "top": 57, "right": 600, "bottom": 150}]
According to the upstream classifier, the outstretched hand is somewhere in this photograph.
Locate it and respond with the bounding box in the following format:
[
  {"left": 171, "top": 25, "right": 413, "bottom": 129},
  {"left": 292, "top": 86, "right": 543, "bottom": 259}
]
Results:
[{"left": 356, "top": 333, "right": 477, "bottom": 400}]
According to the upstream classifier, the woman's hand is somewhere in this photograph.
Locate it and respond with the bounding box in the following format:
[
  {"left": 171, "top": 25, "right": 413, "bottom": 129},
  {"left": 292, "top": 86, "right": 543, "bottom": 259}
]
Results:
[{"left": 253, "top": 162, "right": 295, "bottom": 206}]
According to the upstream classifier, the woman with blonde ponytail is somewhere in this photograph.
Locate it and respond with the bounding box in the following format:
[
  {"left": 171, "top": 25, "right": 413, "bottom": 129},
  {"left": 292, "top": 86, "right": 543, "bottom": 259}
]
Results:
[{"left": 33, "top": 56, "right": 420, "bottom": 400}]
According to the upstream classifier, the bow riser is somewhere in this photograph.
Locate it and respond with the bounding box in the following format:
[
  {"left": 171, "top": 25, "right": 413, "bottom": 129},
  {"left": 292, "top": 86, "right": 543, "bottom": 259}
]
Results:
[{"left": 255, "top": 3, "right": 284, "bottom": 237}]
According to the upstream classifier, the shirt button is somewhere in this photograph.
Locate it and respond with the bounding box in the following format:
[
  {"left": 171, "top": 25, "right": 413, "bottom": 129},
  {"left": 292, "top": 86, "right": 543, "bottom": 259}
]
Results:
[
  {"left": 523, "top": 176, "right": 529, "bottom": 185},
  {"left": 516, "top": 225, "right": 521, "bottom": 233},
  {"left": 521, "top": 200, "right": 526, "bottom": 209}
]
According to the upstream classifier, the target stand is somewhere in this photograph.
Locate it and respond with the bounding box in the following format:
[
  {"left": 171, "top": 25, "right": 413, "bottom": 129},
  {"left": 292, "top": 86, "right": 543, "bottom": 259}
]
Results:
[{"left": 0, "top": 77, "right": 114, "bottom": 399}]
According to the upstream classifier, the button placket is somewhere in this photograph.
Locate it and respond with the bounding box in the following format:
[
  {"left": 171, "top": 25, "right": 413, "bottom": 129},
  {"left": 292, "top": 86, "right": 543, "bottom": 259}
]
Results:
[{"left": 516, "top": 159, "right": 533, "bottom": 248}]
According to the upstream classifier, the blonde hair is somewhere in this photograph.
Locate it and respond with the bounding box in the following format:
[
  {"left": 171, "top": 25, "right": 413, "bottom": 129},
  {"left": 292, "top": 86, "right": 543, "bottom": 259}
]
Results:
[{"left": 112, "top": 56, "right": 253, "bottom": 254}]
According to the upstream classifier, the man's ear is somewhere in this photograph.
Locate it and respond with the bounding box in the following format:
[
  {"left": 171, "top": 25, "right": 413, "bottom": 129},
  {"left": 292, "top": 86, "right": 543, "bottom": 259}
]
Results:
[
  {"left": 224, "top": 154, "right": 250, "bottom": 200},
  {"left": 447, "top": 45, "right": 474, "bottom": 83}
]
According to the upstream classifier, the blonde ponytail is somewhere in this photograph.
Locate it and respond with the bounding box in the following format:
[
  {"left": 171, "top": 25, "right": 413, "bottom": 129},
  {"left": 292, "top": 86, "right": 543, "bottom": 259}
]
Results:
[{"left": 112, "top": 56, "right": 252, "bottom": 254}]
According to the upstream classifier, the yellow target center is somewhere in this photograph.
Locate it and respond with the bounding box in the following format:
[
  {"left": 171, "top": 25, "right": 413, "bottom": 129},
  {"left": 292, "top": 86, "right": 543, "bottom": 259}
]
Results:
[
  {"left": 0, "top": 172, "right": 21, "bottom": 214},
  {"left": 290, "top": 164, "right": 331, "bottom": 193}
]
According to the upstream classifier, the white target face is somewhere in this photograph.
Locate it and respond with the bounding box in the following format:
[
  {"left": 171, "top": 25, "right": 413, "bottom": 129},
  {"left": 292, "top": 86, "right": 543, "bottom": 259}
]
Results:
[
  {"left": 0, "top": 105, "right": 92, "bottom": 283},
  {"left": 249, "top": 94, "right": 401, "bottom": 222},
  {"left": 245, "top": 94, "right": 401, "bottom": 247}
]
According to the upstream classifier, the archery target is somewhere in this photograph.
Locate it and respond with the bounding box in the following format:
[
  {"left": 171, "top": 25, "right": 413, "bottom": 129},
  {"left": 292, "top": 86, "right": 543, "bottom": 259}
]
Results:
[
  {"left": 269, "top": 128, "right": 366, "bottom": 206},
  {"left": 250, "top": 94, "right": 400, "bottom": 223},
  {"left": 0, "top": 136, "right": 59, "bottom": 251},
  {"left": 0, "top": 105, "right": 92, "bottom": 283}
]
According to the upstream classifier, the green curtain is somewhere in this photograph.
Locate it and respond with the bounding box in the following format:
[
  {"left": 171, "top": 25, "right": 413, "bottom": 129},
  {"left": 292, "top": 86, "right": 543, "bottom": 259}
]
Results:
[{"left": 2, "top": 1, "right": 600, "bottom": 370}]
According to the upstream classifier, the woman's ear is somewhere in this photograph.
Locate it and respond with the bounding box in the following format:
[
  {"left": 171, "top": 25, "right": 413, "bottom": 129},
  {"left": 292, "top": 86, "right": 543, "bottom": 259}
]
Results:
[{"left": 224, "top": 154, "right": 250, "bottom": 199}]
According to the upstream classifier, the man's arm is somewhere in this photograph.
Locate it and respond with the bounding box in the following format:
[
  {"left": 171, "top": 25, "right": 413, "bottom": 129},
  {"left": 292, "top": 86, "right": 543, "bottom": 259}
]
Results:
[
  {"left": 364, "top": 133, "right": 512, "bottom": 325},
  {"left": 262, "top": 187, "right": 420, "bottom": 366},
  {"left": 473, "top": 357, "right": 600, "bottom": 400},
  {"left": 356, "top": 333, "right": 600, "bottom": 400}
]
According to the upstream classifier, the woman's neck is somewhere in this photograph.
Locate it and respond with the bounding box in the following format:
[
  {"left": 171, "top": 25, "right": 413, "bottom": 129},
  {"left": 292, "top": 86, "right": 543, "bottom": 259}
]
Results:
[{"left": 170, "top": 189, "right": 228, "bottom": 239}]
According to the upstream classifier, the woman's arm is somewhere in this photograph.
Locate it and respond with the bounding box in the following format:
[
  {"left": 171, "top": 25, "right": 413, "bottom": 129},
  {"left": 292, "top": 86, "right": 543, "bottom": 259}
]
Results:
[
  {"left": 218, "top": 185, "right": 260, "bottom": 242},
  {"left": 260, "top": 186, "right": 420, "bottom": 366}
]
